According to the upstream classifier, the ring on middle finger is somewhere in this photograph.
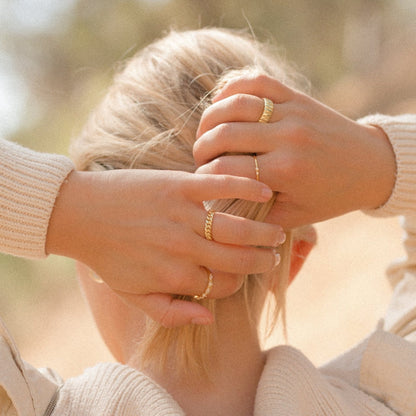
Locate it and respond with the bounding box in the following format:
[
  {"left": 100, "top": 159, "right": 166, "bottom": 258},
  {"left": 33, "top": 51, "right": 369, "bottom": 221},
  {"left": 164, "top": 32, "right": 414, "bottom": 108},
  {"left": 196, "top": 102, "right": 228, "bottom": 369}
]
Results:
[{"left": 258, "top": 97, "right": 274, "bottom": 123}]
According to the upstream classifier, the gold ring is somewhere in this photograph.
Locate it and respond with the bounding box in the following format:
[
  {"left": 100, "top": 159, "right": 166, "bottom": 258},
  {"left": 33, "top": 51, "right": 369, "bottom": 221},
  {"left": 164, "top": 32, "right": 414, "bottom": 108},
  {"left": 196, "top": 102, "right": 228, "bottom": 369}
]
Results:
[
  {"left": 193, "top": 268, "right": 214, "bottom": 300},
  {"left": 258, "top": 98, "right": 274, "bottom": 123},
  {"left": 204, "top": 210, "right": 215, "bottom": 241},
  {"left": 253, "top": 154, "right": 260, "bottom": 181}
]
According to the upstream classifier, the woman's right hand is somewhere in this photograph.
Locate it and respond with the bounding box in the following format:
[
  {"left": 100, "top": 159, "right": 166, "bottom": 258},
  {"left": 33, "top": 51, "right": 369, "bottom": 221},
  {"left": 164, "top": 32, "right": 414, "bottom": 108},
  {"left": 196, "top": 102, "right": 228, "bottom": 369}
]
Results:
[
  {"left": 46, "top": 169, "right": 284, "bottom": 327},
  {"left": 194, "top": 74, "right": 397, "bottom": 229}
]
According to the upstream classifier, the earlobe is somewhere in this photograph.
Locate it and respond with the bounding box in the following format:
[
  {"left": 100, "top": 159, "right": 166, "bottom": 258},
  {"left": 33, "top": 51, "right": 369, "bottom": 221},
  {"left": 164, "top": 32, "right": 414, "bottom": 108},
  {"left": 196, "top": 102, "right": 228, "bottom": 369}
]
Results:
[{"left": 289, "top": 233, "right": 316, "bottom": 283}]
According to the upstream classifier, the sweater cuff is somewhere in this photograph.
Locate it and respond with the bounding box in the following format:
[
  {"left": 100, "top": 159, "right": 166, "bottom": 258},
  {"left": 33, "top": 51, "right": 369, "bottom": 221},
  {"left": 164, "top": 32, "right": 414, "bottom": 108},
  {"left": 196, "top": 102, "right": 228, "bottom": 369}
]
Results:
[
  {"left": 358, "top": 114, "right": 416, "bottom": 217},
  {"left": 0, "top": 139, "right": 74, "bottom": 259}
]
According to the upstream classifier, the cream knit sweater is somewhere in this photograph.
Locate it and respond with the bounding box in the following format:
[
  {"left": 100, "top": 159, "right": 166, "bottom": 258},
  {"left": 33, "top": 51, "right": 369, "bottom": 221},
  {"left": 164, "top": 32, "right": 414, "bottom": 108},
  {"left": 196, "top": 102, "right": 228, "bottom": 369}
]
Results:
[
  {"left": 0, "top": 139, "right": 73, "bottom": 258},
  {"left": 1, "top": 114, "right": 416, "bottom": 416}
]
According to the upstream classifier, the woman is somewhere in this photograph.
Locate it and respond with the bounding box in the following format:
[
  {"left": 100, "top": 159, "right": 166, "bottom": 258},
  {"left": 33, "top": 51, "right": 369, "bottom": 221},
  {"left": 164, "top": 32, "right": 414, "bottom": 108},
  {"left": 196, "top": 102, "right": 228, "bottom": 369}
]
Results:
[
  {"left": 2, "top": 28, "right": 416, "bottom": 415},
  {"left": 0, "top": 116, "right": 280, "bottom": 327}
]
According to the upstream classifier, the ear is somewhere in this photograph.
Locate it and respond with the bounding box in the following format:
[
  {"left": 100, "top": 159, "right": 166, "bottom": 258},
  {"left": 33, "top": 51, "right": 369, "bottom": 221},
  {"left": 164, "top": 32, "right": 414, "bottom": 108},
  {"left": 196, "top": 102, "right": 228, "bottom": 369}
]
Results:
[{"left": 289, "top": 234, "right": 316, "bottom": 284}]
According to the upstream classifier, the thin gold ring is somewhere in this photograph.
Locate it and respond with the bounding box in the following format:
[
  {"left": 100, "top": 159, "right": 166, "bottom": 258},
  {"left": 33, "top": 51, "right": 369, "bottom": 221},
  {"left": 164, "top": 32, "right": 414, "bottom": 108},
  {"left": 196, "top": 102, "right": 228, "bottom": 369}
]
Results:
[
  {"left": 193, "top": 268, "right": 214, "bottom": 300},
  {"left": 258, "top": 98, "right": 274, "bottom": 123},
  {"left": 204, "top": 210, "right": 215, "bottom": 241},
  {"left": 253, "top": 154, "right": 260, "bottom": 181}
]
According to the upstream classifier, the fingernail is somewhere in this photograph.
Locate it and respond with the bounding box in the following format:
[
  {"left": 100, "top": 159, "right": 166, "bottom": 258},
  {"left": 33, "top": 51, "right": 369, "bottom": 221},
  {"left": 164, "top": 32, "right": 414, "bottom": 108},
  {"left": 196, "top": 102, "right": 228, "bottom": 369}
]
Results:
[
  {"left": 274, "top": 253, "right": 281, "bottom": 266},
  {"left": 261, "top": 187, "right": 273, "bottom": 200},
  {"left": 191, "top": 317, "right": 212, "bottom": 325},
  {"left": 276, "top": 231, "right": 286, "bottom": 245}
]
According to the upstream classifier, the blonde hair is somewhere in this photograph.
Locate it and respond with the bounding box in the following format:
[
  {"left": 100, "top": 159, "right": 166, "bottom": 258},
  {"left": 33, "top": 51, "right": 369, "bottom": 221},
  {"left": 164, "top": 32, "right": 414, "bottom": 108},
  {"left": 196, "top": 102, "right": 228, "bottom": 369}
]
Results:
[{"left": 71, "top": 28, "right": 302, "bottom": 377}]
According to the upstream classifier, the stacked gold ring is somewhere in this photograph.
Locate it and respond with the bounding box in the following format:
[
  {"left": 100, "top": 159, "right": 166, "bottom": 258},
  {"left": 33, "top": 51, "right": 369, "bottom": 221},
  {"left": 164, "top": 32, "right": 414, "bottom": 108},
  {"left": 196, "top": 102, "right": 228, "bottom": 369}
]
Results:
[
  {"left": 193, "top": 268, "right": 214, "bottom": 300},
  {"left": 258, "top": 98, "right": 274, "bottom": 123},
  {"left": 204, "top": 210, "right": 215, "bottom": 241}
]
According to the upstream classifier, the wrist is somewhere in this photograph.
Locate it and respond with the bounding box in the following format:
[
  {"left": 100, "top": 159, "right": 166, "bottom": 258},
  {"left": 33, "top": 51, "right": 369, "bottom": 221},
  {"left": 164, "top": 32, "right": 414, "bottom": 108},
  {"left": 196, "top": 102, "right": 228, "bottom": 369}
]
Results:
[
  {"left": 359, "top": 124, "right": 396, "bottom": 211},
  {"left": 46, "top": 170, "right": 89, "bottom": 259}
]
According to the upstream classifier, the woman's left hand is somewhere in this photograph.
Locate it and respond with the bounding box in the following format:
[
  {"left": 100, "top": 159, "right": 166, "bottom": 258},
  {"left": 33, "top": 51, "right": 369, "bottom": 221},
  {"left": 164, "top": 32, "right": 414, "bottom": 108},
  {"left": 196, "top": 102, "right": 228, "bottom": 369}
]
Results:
[{"left": 194, "top": 74, "right": 396, "bottom": 229}]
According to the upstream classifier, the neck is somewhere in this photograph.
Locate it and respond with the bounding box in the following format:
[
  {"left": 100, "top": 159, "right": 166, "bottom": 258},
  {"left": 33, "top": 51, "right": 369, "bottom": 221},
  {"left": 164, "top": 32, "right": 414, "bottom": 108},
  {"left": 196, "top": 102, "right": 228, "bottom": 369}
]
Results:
[{"left": 130, "top": 296, "right": 266, "bottom": 416}]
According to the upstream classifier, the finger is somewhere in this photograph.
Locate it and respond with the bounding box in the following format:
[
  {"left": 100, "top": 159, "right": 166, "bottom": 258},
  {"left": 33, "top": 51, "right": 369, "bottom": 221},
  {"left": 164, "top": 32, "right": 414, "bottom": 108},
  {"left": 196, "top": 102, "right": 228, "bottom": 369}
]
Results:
[
  {"left": 213, "top": 73, "right": 295, "bottom": 104},
  {"left": 196, "top": 154, "right": 276, "bottom": 187},
  {"left": 138, "top": 255, "right": 245, "bottom": 299},
  {"left": 194, "top": 122, "right": 279, "bottom": 166},
  {"left": 195, "top": 209, "right": 286, "bottom": 247},
  {"left": 185, "top": 173, "right": 273, "bottom": 203},
  {"left": 197, "top": 94, "right": 283, "bottom": 138},
  {"left": 197, "top": 242, "right": 279, "bottom": 275},
  {"left": 264, "top": 195, "right": 313, "bottom": 230},
  {"left": 117, "top": 292, "right": 214, "bottom": 328}
]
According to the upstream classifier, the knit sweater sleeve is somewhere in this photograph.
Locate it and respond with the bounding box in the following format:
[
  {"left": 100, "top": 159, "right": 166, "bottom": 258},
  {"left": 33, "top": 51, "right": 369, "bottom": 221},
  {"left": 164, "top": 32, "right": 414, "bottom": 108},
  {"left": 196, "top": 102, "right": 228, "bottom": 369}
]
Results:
[
  {"left": 321, "top": 114, "right": 416, "bottom": 416},
  {"left": 358, "top": 114, "right": 416, "bottom": 217},
  {"left": 0, "top": 138, "right": 74, "bottom": 259}
]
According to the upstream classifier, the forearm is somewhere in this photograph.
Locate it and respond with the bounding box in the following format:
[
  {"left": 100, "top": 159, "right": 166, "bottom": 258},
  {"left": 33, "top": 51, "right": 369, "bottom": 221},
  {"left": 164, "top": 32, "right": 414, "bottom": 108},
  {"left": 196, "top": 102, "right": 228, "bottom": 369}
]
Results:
[{"left": 0, "top": 138, "right": 74, "bottom": 258}]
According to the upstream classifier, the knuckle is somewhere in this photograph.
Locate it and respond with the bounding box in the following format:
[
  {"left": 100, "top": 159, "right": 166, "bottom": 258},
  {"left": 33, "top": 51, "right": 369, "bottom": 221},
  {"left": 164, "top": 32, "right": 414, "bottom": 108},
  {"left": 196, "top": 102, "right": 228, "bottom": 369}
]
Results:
[
  {"left": 192, "top": 140, "right": 204, "bottom": 163},
  {"left": 254, "top": 73, "right": 272, "bottom": 89},
  {"left": 290, "top": 120, "right": 310, "bottom": 139},
  {"left": 214, "top": 122, "right": 233, "bottom": 143},
  {"left": 294, "top": 91, "right": 311, "bottom": 108},
  {"left": 210, "top": 157, "right": 229, "bottom": 175},
  {"left": 212, "top": 173, "right": 233, "bottom": 193},
  {"left": 277, "top": 156, "right": 300, "bottom": 182},
  {"left": 232, "top": 93, "right": 251, "bottom": 109}
]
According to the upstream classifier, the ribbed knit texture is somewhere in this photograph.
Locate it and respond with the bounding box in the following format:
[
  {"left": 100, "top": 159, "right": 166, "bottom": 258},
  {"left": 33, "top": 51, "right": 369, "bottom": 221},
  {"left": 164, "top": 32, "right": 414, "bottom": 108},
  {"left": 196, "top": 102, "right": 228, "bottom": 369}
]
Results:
[
  {"left": 57, "top": 363, "right": 185, "bottom": 416},
  {"left": 359, "top": 114, "right": 416, "bottom": 217},
  {"left": 0, "top": 139, "right": 74, "bottom": 258},
  {"left": 254, "top": 346, "right": 397, "bottom": 416}
]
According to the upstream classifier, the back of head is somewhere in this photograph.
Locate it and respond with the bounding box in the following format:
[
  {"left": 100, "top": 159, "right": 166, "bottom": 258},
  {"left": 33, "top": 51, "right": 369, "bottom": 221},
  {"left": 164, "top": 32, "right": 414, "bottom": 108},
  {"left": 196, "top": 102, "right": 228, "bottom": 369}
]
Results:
[{"left": 71, "top": 28, "right": 300, "bottom": 377}]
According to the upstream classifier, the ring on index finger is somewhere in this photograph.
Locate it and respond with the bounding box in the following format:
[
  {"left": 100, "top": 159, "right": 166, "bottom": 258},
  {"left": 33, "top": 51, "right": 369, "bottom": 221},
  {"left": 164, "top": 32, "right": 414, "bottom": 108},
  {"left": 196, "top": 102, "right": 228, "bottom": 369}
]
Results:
[{"left": 204, "top": 210, "right": 215, "bottom": 241}]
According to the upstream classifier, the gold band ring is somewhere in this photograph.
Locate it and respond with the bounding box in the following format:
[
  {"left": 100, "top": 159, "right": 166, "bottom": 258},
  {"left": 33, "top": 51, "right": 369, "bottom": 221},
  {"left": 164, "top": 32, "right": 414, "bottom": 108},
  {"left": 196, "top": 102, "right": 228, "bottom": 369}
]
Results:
[
  {"left": 258, "top": 98, "right": 274, "bottom": 123},
  {"left": 193, "top": 268, "right": 214, "bottom": 300},
  {"left": 253, "top": 154, "right": 260, "bottom": 181},
  {"left": 204, "top": 210, "right": 215, "bottom": 241}
]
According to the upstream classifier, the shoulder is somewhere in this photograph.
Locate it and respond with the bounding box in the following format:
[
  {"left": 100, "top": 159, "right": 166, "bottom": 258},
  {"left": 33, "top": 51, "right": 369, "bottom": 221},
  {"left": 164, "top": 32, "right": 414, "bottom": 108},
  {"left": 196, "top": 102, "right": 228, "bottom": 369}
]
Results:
[
  {"left": 56, "top": 363, "right": 185, "bottom": 416},
  {"left": 255, "top": 345, "right": 397, "bottom": 415}
]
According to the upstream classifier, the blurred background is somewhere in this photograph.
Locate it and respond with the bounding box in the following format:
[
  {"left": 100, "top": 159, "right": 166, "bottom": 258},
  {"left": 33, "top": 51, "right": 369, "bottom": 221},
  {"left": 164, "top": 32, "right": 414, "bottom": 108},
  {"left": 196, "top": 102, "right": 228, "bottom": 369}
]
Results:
[{"left": 0, "top": 0, "right": 415, "bottom": 378}]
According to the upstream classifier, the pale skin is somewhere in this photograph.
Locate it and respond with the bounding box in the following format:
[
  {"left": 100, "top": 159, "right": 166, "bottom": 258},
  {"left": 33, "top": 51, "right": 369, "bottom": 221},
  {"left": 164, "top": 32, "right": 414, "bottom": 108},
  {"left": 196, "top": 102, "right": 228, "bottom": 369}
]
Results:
[
  {"left": 46, "top": 169, "right": 285, "bottom": 327},
  {"left": 194, "top": 74, "right": 396, "bottom": 229},
  {"left": 77, "top": 235, "right": 314, "bottom": 416},
  {"left": 75, "top": 77, "right": 398, "bottom": 415}
]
